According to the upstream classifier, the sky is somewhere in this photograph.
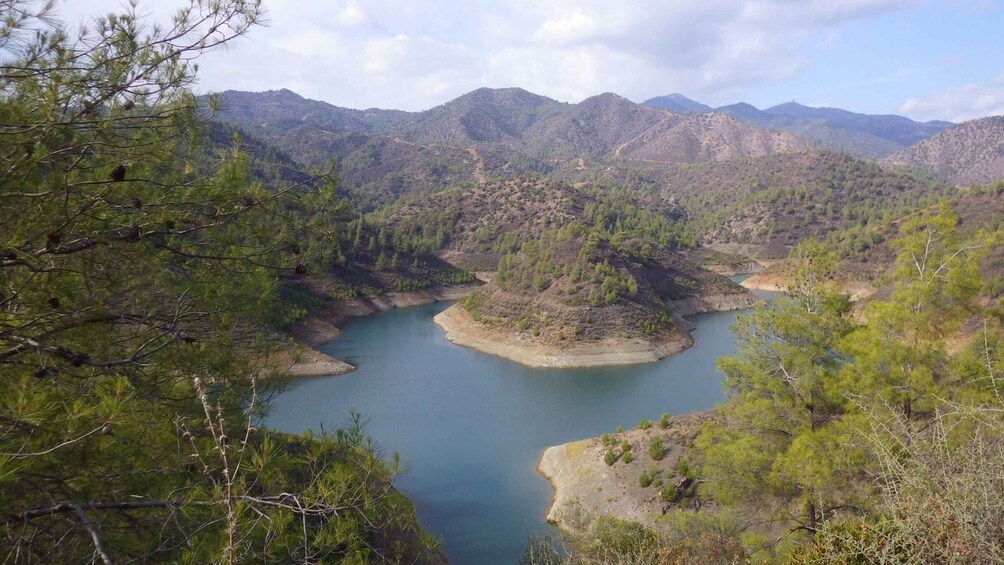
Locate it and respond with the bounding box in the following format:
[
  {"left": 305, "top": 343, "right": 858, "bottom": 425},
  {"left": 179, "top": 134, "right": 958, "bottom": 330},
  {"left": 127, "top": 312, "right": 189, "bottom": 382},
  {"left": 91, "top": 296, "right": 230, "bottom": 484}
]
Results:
[{"left": 56, "top": 0, "right": 1004, "bottom": 122}]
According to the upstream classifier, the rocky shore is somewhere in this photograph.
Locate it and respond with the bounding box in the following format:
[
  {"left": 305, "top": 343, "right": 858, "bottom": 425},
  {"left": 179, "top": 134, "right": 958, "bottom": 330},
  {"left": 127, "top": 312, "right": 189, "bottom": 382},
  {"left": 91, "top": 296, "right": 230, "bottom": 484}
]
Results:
[
  {"left": 669, "top": 292, "right": 763, "bottom": 317},
  {"left": 538, "top": 411, "right": 713, "bottom": 531},
  {"left": 432, "top": 290, "right": 760, "bottom": 369},
  {"left": 433, "top": 306, "right": 694, "bottom": 368},
  {"left": 284, "top": 284, "right": 481, "bottom": 377}
]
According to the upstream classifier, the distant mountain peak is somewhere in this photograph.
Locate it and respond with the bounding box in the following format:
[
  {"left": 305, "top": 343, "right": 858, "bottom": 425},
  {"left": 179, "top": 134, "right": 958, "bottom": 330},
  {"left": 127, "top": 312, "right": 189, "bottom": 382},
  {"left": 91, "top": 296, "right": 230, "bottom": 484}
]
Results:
[
  {"left": 450, "top": 87, "right": 560, "bottom": 108},
  {"left": 588, "top": 92, "right": 630, "bottom": 102},
  {"left": 265, "top": 88, "right": 307, "bottom": 102},
  {"left": 643, "top": 93, "right": 713, "bottom": 114},
  {"left": 720, "top": 102, "right": 759, "bottom": 111}
]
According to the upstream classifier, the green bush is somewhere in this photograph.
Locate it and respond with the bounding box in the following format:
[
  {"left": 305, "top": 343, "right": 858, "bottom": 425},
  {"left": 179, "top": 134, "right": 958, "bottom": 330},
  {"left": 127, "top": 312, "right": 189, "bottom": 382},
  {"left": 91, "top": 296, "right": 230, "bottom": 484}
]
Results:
[
  {"left": 638, "top": 470, "right": 653, "bottom": 488},
  {"left": 589, "top": 516, "right": 660, "bottom": 558},
  {"left": 649, "top": 437, "right": 664, "bottom": 461},
  {"left": 676, "top": 458, "right": 694, "bottom": 480},
  {"left": 622, "top": 451, "right": 634, "bottom": 464},
  {"left": 604, "top": 449, "right": 617, "bottom": 466},
  {"left": 659, "top": 412, "right": 670, "bottom": 429},
  {"left": 639, "top": 418, "right": 652, "bottom": 430}
]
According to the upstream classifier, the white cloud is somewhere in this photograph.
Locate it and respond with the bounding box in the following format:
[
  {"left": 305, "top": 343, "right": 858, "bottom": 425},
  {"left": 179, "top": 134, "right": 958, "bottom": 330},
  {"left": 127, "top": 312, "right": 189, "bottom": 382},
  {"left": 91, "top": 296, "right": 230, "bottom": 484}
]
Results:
[
  {"left": 335, "top": 1, "right": 379, "bottom": 28},
  {"left": 899, "top": 71, "right": 1004, "bottom": 122},
  {"left": 56, "top": 0, "right": 923, "bottom": 111}
]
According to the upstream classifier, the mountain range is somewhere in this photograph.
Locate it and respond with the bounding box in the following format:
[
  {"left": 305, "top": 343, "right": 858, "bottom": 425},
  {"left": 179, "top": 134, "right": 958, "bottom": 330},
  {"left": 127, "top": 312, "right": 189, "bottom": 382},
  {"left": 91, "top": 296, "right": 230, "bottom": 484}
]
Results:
[
  {"left": 210, "top": 87, "right": 1003, "bottom": 191},
  {"left": 643, "top": 93, "right": 954, "bottom": 159},
  {"left": 212, "top": 87, "right": 807, "bottom": 164},
  {"left": 203, "top": 84, "right": 1003, "bottom": 372}
]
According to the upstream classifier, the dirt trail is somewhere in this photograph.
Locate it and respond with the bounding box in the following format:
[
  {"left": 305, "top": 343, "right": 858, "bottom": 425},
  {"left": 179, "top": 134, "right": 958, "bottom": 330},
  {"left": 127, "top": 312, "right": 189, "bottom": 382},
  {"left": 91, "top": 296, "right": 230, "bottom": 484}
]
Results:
[
  {"left": 382, "top": 135, "right": 435, "bottom": 150},
  {"left": 613, "top": 116, "right": 672, "bottom": 158},
  {"left": 466, "top": 146, "right": 486, "bottom": 184}
]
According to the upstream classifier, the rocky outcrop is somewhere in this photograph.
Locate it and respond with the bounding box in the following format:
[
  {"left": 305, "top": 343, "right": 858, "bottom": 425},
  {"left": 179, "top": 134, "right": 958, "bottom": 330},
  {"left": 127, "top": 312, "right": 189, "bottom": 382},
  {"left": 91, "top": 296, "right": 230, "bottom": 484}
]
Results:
[
  {"left": 669, "top": 292, "right": 763, "bottom": 317},
  {"left": 271, "top": 346, "right": 356, "bottom": 379},
  {"left": 538, "top": 411, "right": 713, "bottom": 531}
]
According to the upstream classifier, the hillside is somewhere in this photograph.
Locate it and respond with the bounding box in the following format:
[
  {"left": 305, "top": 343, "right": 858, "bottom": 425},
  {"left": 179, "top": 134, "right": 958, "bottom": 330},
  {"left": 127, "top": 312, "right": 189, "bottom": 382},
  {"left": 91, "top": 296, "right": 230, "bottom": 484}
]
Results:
[
  {"left": 881, "top": 115, "right": 1004, "bottom": 185},
  {"left": 568, "top": 151, "right": 953, "bottom": 258},
  {"left": 435, "top": 231, "right": 757, "bottom": 367},
  {"left": 210, "top": 88, "right": 811, "bottom": 208},
  {"left": 646, "top": 97, "right": 953, "bottom": 159},
  {"left": 384, "top": 176, "right": 692, "bottom": 270},
  {"left": 825, "top": 181, "right": 1004, "bottom": 287},
  {"left": 396, "top": 87, "right": 568, "bottom": 147},
  {"left": 212, "top": 88, "right": 413, "bottom": 136},
  {"left": 612, "top": 111, "right": 809, "bottom": 164}
]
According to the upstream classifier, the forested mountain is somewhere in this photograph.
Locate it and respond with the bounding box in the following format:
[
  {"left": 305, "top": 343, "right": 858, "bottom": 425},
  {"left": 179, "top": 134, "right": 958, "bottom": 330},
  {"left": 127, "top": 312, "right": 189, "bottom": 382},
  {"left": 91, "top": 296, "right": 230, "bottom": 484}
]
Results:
[
  {"left": 561, "top": 151, "right": 953, "bottom": 257},
  {"left": 213, "top": 87, "right": 413, "bottom": 135},
  {"left": 206, "top": 88, "right": 963, "bottom": 279},
  {"left": 450, "top": 231, "right": 749, "bottom": 361},
  {"left": 881, "top": 115, "right": 1004, "bottom": 185},
  {"left": 395, "top": 87, "right": 568, "bottom": 146},
  {"left": 208, "top": 87, "right": 807, "bottom": 208},
  {"left": 384, "top": 176, "right": 694, "bottom": 270},
  {"left": 643, "top": 96, "right": 953, "bottom": 158}
]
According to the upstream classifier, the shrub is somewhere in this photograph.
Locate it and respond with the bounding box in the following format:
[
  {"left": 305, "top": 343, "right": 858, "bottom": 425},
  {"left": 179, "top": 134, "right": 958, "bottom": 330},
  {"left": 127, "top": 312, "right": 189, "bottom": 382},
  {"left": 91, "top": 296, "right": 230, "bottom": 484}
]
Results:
[
  {"left": 659, "top": 413, "right": 671, "bottom": 429},
  {"left": 621, "top": 440, "right": 631, "bottom": 452},
  {"left": 622, "top": 451, "right": 634, "bottom": 464},
  {"left": 589, "top": 517, "right": 659, "bottom": 559},
  {"left": 604, "top": 449, "right": 616, "bottom": 466},
  {"left": 639, "top": 419, "right": 652, "bottom": 430},
  {"left": 676, "top": 458, "right": 694, "bottom": 480},
  {"left": 661, "top": 483, "right": 677, "bottom": 503},
  {"left": 638, "top": 470, "right": 653, "bottom": 488},
  {"left": 649, "top": 437, "right": 665, "bottom": 461},
  {"left": 519, "top": 533, "right": 562, "bottom": 565}
]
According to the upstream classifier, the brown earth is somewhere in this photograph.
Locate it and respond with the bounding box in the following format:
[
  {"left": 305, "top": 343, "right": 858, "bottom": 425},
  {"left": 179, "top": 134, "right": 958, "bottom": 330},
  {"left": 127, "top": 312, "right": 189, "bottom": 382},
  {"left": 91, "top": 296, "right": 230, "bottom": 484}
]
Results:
[{"left": 538, "top": 411, "right": 713, "bottom": 532}]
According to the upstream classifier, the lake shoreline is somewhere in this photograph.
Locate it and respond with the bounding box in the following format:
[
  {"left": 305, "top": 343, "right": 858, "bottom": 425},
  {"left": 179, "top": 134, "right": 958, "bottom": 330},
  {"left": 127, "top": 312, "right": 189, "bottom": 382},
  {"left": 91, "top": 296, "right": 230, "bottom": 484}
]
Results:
[
  {"left": 537, "top": 410, "right": 714, "bottom": 532},
  {"left": 284, "top": 284, "right": 482, "bottom": 377},
  {"left": 432, "top": 291, "right": 761, "bottom": 369},
  {"left": 267, "top": 288, "right": 770, "bottom": 563},
  {"left": 741, "top": 272, "right": 877, "bottom": 301},
  {"left": 433, "top": 305, "right": 696, "bottom": 368}
]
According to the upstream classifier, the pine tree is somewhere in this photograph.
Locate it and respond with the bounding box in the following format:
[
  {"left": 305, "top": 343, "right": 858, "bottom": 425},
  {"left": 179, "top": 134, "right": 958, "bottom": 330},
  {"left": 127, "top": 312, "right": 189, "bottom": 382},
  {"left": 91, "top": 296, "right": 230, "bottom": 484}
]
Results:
[{"left": 0, "top": 2, "right": 438, "bottom": 561}]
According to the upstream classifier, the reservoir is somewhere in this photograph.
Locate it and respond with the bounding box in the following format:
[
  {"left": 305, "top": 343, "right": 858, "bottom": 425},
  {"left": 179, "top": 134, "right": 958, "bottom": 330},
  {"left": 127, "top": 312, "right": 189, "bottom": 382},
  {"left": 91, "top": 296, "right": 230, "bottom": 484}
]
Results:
[{"left": 267, "top": 289, "right": 777, "bottom": 564}]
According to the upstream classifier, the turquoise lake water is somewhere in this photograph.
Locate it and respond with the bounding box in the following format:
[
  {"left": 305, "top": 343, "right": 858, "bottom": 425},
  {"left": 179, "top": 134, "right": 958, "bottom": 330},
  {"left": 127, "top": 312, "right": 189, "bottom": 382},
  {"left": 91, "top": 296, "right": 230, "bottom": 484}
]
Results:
[{"left": 266, "top": 289, "right": 776, "bottom": 564}]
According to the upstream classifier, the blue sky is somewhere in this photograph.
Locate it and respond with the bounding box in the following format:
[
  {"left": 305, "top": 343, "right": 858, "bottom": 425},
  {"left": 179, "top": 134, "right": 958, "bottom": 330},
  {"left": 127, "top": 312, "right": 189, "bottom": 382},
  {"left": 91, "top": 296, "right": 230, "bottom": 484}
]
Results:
[{"left": 60, "top": 0, "right": 1004, "bottom": 121}]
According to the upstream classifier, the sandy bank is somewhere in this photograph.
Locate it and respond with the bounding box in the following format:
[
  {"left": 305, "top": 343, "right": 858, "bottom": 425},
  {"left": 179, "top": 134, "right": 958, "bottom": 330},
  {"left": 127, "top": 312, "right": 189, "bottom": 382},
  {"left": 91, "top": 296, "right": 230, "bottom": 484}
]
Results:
[
  {"left": 538, "top": 411, "right": 712, "bottom": 531},
  {"left": 270, "top": 347, "right": 356, "bottom": 379},
  {"left": 741, "top": 273, "right": 876, "bottom": 301},
  {"left": 433, "top": 306, "right": 693, "bottom": 368},
  {"left": 285, "top": 284, "right": 481, "bottom": 377}
]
